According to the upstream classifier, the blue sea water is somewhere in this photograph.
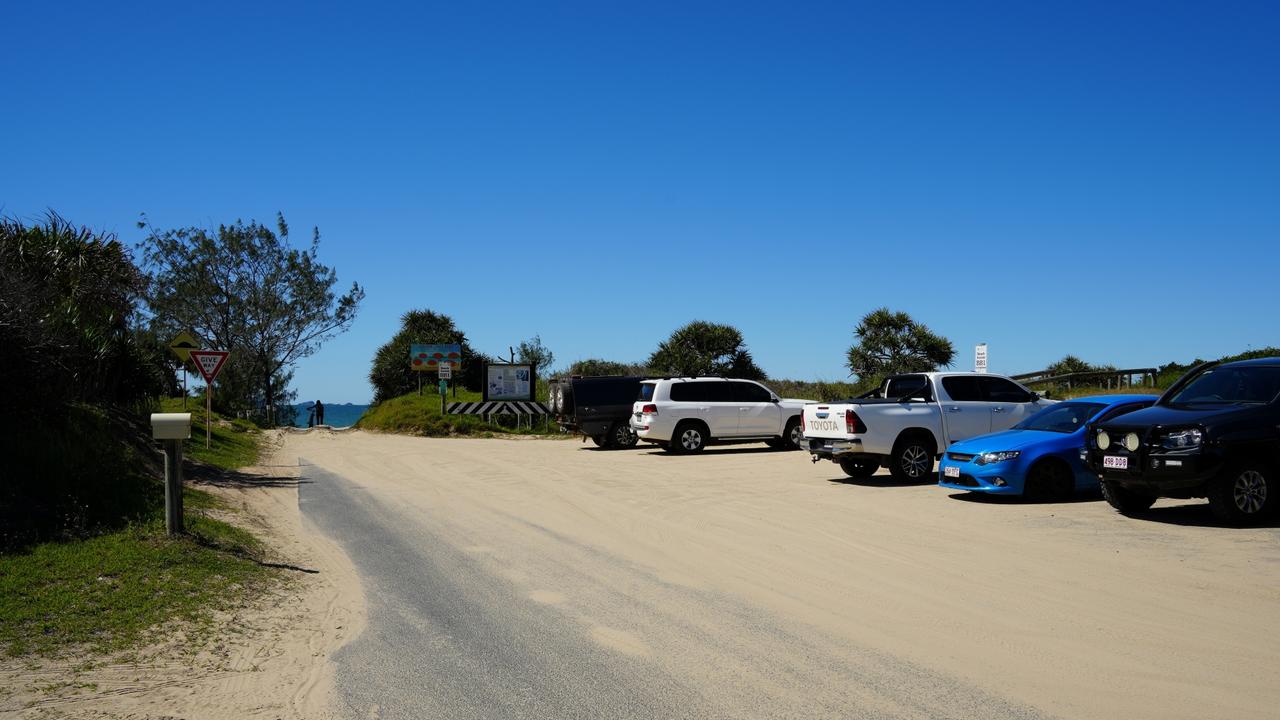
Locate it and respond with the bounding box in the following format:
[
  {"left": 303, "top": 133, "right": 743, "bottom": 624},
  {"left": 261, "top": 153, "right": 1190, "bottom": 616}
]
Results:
[{"left": 292, "top": 403, "right": 369, "bottom": 428}]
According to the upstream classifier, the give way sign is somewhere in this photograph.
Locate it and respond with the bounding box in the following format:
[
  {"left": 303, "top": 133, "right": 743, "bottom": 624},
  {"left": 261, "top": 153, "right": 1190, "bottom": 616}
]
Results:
[{"left": 188, "top": 350, "right": 230, "bottom": 383}]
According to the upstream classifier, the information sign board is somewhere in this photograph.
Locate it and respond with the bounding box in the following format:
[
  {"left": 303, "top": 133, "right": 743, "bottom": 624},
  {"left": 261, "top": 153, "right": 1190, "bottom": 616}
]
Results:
[{"left": 483, "top": 363, "right": 535, "bottom": 401}]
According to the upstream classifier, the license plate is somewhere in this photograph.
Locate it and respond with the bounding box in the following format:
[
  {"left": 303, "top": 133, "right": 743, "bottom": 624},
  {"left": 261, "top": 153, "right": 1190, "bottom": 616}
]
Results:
[
  {"left": 1103, "top": 455, "right": 1128, "bottom": 470},
  {"left": 943, "top": 466, "right": 960, "bottom": 478}
]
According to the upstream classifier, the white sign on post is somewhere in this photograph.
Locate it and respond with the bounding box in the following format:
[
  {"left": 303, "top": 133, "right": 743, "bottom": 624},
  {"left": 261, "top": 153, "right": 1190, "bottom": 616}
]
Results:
[
  {"left": 438, "top": 364, "right": 452, "bottom": 380},
  {"left": 975, "top": 343, "right": 988, "bottom": 374}
]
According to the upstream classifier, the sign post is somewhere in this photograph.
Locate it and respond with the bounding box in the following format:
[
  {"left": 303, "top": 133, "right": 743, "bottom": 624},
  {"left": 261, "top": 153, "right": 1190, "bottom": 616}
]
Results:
[
  {"left": 438, "top": 364, "right": 452, "bottom": 414},
  {"left": 169, "top": 331, "right": 201, "bottom": 409},
  {"left": 411, "top": 344, "right": 462, "bottom": 399},
  {"left": 189, "top": 350, "right": 230, "bottom": 449},
  {"left": 975, "top": 343, "right": 989, "bottom": 374}
]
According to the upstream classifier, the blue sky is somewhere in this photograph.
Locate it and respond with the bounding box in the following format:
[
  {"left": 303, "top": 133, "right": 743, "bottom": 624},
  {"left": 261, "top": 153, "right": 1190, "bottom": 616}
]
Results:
[{"left": 3, "top": 1, "right": 1277, "bottom": 403}]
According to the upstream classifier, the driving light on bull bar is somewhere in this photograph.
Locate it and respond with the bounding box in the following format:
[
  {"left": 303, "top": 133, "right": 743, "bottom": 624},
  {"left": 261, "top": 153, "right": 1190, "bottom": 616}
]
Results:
[
  {"left": 976, "top": 451, "right": 1020, "bottom": 465},
  {"left": 1096, "top": 430, "right": 1111, "bottom": 450},
  {"left": 1123, "top": 432, "right": 1141, "bottom": 452}
]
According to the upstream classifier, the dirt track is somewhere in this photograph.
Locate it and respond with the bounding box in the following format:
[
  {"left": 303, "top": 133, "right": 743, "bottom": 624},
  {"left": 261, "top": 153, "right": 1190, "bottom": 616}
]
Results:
[{"left": 287, "top": 430, "right": 1280, "bottom": 719}]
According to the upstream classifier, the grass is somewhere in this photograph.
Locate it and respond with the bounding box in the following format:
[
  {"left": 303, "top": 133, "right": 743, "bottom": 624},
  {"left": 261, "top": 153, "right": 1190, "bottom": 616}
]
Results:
[
  {"left": 0, "top": 494, "right": 272, "bottom": 657},
  {"left": 158, "top": 397, "right": 263, "bottom": 469},
  {"left": 357, "top": 389, "right": 563, "bottom": 437},
  {"left": 0, "top": 400, "right": 277, "bottom": 658}
]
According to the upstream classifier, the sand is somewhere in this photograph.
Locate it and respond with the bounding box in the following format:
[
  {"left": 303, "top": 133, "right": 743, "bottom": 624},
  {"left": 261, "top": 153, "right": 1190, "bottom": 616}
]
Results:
[
  {"left": 6, "top": 428, "right": 1278, "bottom": 719},
  {"left": 283, "top": 430, "right": 1280, "bottom": 719},
  {"left": 0, "top": 430, "right": 367, "bottom": 720}
]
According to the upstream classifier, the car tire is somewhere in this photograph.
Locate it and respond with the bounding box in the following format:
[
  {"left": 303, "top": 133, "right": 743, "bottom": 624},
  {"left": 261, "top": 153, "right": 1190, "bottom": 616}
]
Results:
[
  {"left": 779, "top": 417, "right": 803, "bottom": 451},
  {"left": 608, "top": 421, "right": 639, "bottom": 449},
  {"left": 889, "top": 433, "right": 935, "bottom": 481},
  {"left": 839, "top": 457, "right": 879, "bottom": 479},
  {"left": 671, "top": 421, "right": 707, "bottom": 454},
  {"left": 1024, "top": 459, "right": 1074, "bottom": 502},
  {"left": 1100, "top": 480, "right": 1157, "bottom": 515},
  {"left": 1207, "top": 462, "right": 1274, "bottom": 526}
]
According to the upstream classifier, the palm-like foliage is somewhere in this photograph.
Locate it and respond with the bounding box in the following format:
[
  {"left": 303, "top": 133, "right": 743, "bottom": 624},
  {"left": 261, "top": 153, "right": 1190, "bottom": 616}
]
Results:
[{"left": 845, "top": 308, "right": 954, "bottom": 382}]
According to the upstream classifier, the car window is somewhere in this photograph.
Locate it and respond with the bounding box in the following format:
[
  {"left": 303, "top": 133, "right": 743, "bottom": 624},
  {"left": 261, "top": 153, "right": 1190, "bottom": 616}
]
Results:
[
  {"left": 705, "top": 382, "right": 736, "bottom": 402},
  {"left": 636, "top": 383, "right": 656, "bottom": 402},
  {"left": 733, "top": 381, "right": 772, "bottom": 403},
  {"left": 1015, "top": 402, "right": 1106, "bottom": 433},
  {"left": 1096, "top": 400, "right": 1156, "bottom": 422},
  {"left": 1168, "top": 366, "right": 1280, "bottom": 405},
  {"left": 885, "top": 375, "right": 930, "bottom": 400},
  {"left": 670, "top": 381, "right": 726, "bottom": 402},
  {"left": 941, "top": 376, "right": 983, "bottom": 402},
  {"left": 980, "top": 377, "right": 1031, "bottom": 402}
]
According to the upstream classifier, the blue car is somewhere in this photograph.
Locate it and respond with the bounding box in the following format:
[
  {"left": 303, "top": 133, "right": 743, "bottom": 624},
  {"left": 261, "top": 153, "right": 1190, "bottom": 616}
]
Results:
[{"left": 938, "top": 394, "right": 1157, "bottom": 500}]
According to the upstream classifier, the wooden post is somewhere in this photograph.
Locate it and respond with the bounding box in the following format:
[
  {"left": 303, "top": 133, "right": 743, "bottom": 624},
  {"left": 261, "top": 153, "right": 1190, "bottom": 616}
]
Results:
[{"left": 164, "top": 439, "right": 184, "bottom": 535}]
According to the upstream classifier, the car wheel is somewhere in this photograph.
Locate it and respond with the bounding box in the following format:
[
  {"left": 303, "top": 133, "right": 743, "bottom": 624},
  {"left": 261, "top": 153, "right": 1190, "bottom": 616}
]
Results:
[
  {"left": 672, "top": 422, "right": 707, "bottom": 454},
  {"left": 889, "top": 434, "right": 935, "bottom": 481},
  {"left": 1207, "top": 463, "right": 1273, "bottom": 525},
  {"left": 1100, "top": 480, "right": 1157, "bottom": 515},
  {"left": 610, "top": 421, "right": 638, "bottom": 449},
  {"left": 838, "top": 457, "right": 879, "bottom": 479},
  {"left": 781, "top": 418, "right": 803, "bottom": 451},
  {"left": 1024, "top": 459, "right": 1074, "bottom": 502}
]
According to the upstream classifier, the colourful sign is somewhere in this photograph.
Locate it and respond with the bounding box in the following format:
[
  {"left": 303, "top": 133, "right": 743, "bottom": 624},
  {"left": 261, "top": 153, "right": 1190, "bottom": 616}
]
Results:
[
  {"left": 410, "top": 344, "right": 462, "bottom": 372},
  {"left": 189, "top": 350, "right": 230, "bottom": 383}
]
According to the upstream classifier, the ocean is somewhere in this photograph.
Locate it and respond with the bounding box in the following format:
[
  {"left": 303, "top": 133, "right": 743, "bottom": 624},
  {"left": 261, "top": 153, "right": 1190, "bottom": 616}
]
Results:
[{"left": 292, "top": 403, "right": 370, "bottom": 428}]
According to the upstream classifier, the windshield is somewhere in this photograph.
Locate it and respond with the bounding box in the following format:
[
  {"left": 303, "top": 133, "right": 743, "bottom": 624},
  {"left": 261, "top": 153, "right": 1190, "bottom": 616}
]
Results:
[
  {"left": 1168, "top": 366, "right": 1280, "bottom": 405},
  {"left": 1014, "top": 402, "right": 1106, "bottom": 433}
]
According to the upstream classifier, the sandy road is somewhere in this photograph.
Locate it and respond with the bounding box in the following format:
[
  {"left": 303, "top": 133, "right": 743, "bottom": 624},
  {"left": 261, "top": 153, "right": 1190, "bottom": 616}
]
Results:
[{"left": 282, "top": 431, "right": 1280, "bottom": 719}]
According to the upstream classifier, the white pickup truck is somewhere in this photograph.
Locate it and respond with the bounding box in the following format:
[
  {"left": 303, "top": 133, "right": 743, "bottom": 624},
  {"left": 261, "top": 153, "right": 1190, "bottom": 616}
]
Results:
[{"left": 803, "top": 372, "right": 1052, "bottom": 480}]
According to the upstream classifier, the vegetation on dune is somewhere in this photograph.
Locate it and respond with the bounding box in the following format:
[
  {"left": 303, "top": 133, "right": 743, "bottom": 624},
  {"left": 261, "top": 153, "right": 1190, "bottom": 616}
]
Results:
[
  {"left": 369, "top": 310, "right": 493, "bottom": 402},
  {"left": 357, "top": 390, "right": 562, "bottom": 437}
]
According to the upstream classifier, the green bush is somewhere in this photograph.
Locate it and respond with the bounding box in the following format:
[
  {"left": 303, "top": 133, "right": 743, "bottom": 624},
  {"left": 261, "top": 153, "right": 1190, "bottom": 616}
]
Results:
[{"left": 0, "top": 405, "right": 160, "bottom": 550}]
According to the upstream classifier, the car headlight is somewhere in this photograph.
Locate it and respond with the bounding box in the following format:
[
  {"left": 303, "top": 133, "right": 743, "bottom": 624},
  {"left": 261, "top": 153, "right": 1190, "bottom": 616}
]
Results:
[
  {"left": 976, "top": 451, "right": 1020, "bottom": 466},
  {"left": 1161, "top": 428, "right": 1203, "bottom": 450},
  {"left": 1096, "top": 430, "right": 1111, "bottom": 450},
  {"left": 1123, "top": 432, "right": 1141, "bottom": 452}
]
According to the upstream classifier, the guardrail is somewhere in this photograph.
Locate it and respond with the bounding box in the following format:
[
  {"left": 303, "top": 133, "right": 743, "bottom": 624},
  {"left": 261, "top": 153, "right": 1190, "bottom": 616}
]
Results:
[{"left": 1011, "top": 367, "right": 1159, "bottom": 390}]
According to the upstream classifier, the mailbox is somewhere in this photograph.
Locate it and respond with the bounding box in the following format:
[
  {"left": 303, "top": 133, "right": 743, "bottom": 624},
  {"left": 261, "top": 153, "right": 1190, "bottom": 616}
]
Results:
[{"left": 151, "top": 413, "right": 192, "bottom": 440}]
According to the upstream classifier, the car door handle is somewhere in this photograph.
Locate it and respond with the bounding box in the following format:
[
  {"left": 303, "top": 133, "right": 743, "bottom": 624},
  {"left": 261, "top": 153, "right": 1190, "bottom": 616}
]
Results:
[
  {"left": 993, "top": 407, "right": 1006, "bottom": 413},
  {"left": 947, "top": 407, "right": 961, "bottom": 413}
]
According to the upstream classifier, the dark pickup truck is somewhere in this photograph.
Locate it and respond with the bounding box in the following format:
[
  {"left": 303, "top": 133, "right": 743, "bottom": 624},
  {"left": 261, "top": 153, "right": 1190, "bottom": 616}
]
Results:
[
  {"left": 548, "top": 376, "right": 644, "bottom": 449},
  {"left": 1086, "top": 357, "right": 1280, "bottom": 525}
]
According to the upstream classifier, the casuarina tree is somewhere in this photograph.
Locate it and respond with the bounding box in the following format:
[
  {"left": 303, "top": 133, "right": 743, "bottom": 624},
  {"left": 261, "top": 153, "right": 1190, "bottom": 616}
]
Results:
[
  {"left": 845, "top": 308, "right": 954, "bottom": 381},
  {"left": 648, "top": 321, "right": 766, "bottom": 380},
  {"left": 140, "top": 213, "right": 364, "bottom": 426}
]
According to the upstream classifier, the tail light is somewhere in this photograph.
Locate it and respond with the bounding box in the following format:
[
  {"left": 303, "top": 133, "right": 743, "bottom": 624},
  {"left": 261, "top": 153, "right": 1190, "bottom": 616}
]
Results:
[
  {"left": 641, "top": 404, "right": 657, "bottom": 414},
  {"left": 845, "top": 409, "right": 867, "bottom": 434}
]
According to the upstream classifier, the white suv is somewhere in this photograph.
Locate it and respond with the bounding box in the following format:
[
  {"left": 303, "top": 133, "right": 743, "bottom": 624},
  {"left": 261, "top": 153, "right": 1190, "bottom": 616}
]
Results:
[{"left": 630, "top": 377, "right": 812, "bottom": 453}]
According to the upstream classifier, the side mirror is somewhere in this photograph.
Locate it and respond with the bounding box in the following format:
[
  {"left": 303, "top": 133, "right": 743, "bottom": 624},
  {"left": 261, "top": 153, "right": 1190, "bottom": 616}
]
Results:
[{"left": 771, "top": 396, "right": 780, "bottom": 403}]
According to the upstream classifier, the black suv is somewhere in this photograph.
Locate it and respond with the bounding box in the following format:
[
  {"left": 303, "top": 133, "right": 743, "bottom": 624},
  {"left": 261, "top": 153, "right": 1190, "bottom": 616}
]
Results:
[
  {"left": 548, "top": 376, "right": 645, "bottom": 449},
  {"left": 1086, "top": 357, "right": 1280, "bottom": 525}
]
